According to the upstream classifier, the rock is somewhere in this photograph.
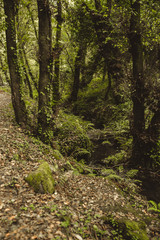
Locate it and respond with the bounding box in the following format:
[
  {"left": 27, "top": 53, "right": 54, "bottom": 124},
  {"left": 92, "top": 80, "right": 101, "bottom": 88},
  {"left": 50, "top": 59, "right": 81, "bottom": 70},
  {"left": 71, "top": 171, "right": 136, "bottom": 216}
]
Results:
[{"left": 25, "top": 161, "right": 55, "bottom": 194}]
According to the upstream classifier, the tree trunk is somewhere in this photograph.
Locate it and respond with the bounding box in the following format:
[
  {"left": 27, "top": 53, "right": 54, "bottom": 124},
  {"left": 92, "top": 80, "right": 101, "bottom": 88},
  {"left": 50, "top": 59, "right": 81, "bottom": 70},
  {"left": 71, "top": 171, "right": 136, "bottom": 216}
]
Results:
[
  {"left": 129, "top": 0, "right": 145, "bottom": 166},
  {"left": 37, "top": 0, "right": 53, "bottom": 142},
  {"left": 105, "top": 70, "right": 112, "bottom": 100},
  {"left": 143, "top": 100, "right": 160, "bottom": 168},
  {"left": 3, "top": 0, "right": 27, "bottom": 125},
  {"left": 19, "top": 50, "right": 33, "bottom": 99},
  {"left": 22, "top": 46, "right": 38, "bottom": 90},
  {"left": 70, "top": 43, "right": 86, "bottom": 102},
  {"left": 26, "top": 3, "right": 38, "bottom": 40},
  {"left": 53, "top": 0, "right": 63, "bottom": 104}
]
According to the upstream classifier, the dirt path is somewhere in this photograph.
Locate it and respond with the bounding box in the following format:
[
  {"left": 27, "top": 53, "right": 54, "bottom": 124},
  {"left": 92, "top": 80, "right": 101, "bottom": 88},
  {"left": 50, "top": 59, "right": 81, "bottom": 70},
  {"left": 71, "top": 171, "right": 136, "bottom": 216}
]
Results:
[
  {"left": 0, "top": 91, "right": 11, "bottom": 122},
  {"left": 0, "top": 90, "right": 160, "bottom": 240}
]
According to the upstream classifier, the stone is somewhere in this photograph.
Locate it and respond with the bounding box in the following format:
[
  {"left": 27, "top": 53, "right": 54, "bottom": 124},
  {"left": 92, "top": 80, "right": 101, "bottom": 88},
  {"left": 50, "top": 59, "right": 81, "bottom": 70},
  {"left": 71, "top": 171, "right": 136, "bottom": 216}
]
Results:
[{"left": 25, "top": 161, "right": 55, "bottom": 194}]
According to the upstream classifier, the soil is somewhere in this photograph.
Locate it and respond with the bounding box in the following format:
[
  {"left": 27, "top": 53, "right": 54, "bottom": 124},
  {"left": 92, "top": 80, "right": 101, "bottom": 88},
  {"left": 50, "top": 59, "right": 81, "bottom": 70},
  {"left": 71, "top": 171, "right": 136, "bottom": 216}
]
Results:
[{"left": 0, "top": 89, "right": 160, "bottom": 240}]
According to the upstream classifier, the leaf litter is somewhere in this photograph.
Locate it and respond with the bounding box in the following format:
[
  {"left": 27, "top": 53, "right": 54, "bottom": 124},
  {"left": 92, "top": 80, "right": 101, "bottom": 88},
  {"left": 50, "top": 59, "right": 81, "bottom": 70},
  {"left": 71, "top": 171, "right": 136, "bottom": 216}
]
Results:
[{"left": 0, "top": 90, "right": 160, "bottom": 239}]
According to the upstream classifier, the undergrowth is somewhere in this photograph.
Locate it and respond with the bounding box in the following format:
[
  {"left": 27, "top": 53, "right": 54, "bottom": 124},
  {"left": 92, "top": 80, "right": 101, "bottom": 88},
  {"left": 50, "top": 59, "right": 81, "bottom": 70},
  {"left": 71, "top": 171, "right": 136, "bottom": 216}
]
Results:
[{"left": 53, "top": 110, "right": 93, "bottom": 161}]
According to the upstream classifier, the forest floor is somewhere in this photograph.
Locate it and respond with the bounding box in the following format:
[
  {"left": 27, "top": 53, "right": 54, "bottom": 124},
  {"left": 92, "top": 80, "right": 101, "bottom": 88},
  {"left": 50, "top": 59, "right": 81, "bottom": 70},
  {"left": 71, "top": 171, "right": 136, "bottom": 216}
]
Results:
[{"left": 0, "top": 87, "right": 160, "bottom": 240}]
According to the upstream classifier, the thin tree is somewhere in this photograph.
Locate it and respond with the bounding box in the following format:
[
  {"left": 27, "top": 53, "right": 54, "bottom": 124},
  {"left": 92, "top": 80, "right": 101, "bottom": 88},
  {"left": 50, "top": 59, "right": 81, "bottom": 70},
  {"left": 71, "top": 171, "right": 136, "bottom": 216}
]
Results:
[
  {"left": 37, "top": 0, "right": 53, "bottom": 142},
  {"left": 53, "top": 0, "right": 63, "bottom": 104},
  {"left": 129, "top": 0, "right": 145, "bottom": 166},
  {"left": 70, "top": 44, "right": 86, "bottom": 102},
  {"left": 3, "top": 0, "right": 27, "bottom": 125}
]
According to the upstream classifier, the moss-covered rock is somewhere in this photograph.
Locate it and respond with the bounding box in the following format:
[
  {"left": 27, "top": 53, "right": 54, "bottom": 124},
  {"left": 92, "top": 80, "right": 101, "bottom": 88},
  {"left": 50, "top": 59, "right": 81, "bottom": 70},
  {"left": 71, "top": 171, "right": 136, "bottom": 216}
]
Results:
[
  {"left": 25, "top": 162, "right": 55, "bottom": 194},
  {"left": 103, "top": 216, "right": 149, "bottom": 240},
  {"left": 120, "top": 219, "right": 149, "bottom": 240}
]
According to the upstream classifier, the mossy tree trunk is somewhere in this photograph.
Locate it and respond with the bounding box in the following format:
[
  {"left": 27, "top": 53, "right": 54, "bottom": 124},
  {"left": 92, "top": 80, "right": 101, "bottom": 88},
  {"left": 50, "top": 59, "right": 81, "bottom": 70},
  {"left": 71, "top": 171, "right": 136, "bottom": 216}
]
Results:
[
  {"left": 3, "top": 0, "right": 27, "bottom": 125},
  {"left": 129, "top": 0, "right": 145, "bottom": 166},
  {"left": 52, "top": 0, "right": 63, "bottom": 105},
  {"left": 37, "top": 0, "right": 53, "bottom": 142}
]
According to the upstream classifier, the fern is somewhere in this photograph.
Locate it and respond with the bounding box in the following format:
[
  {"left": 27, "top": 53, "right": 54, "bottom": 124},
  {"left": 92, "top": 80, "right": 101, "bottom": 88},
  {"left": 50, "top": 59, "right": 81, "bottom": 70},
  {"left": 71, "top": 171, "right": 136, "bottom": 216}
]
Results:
[
  {"left": 107, "top": 174, "right": 123, "bottom": 182},
  {"left": 126, "top": 169, "right": 139, "bottom": 178},
  {"left": 148, "top": 200, "right": 160, "bottom": 213}
]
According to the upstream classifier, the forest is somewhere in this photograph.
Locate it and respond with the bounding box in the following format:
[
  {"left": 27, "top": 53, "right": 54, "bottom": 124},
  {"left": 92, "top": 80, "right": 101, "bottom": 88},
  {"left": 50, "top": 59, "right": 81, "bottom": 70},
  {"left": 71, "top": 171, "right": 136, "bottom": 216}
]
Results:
[{"left": 0, "top": 0, "right": 160, "bottom": 239}]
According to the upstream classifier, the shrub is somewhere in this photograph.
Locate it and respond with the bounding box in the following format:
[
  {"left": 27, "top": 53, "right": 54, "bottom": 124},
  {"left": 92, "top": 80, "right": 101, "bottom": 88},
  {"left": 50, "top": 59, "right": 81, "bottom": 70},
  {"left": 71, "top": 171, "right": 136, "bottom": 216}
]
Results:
[{"left": 54, "top": 110, "right": 93, "bottom": 161}]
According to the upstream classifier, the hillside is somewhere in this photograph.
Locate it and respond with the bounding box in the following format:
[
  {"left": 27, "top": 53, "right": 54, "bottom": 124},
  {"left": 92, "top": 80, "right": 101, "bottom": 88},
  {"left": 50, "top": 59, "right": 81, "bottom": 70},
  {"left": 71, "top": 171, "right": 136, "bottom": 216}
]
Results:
[{"left": 0, "top": 89, "right": 160, "bottom": 240}]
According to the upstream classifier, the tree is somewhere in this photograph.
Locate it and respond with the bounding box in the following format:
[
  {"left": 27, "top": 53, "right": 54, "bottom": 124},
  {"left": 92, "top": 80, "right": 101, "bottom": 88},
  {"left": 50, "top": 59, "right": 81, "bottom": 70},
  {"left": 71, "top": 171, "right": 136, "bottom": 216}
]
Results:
[
  {"left": 3, "top": 0, "right": 27, "bottom": 125},
  {"left": 128, "top": 0, "right": 145, "bottom": 165},
  {"left": 68, "top": 3, "right": 92, "bottom": 101},
  {"left": 52, "top": 0, "right": 63, "bottom": 103},
  {"left": 83, "top": 0, "right": 123, "bottom": 101},
  {"left": 70, "top": 42, "right": 87, "bottom": 101},
  {"left": 37, "top": 0, "right": 53, "bottom": 141}
]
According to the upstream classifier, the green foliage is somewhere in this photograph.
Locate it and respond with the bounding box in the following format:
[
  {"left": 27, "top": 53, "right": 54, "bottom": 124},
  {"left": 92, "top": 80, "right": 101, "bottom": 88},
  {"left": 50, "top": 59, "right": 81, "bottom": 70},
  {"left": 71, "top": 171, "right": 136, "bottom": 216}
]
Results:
[
  {"left": 149, "top": 140, "right": 160, "bottom": 168},
  {"left": 0, "top": 86, "right": 10, "bottom": 93},
  {"left": 148, "top": 200, "right": 160, "bottom": 215},
  {"left": 42, "top": 204, "right": 57, "bottom": 213},
  {"left": 100, "top": 169, "right": 123, "bottom": 182},
  {"left": 107, "top": 173, "right": 123, "bottom": 182},
  {"left": 126, "top": 169, "right": 139, "bottom": 179},
  {"left": 66, "top": 0, "right": 94, "bottom": 44},
  {"left": 60, "top": 158, "right": 94, "bottom": 177},
  {"left": 104, "top": 215, "right": 149, "bottom": 240},
  {"left": 104, "top": 150, "right": 127, "bottom": 166},
  {"left": 54, "top": 110, "right": 93, "bottom": 160},
  {"left": 73, "top": 148, "right": 91, "bottom": 161},
  {"left": 74, "top": 78, "right": 109, "bottom": 127},
  {"left": 141, "top": 0, "right": 160, "bottom": 49},
  {"left": 52, "top": 149, "right": 64, "bottom": 161}
]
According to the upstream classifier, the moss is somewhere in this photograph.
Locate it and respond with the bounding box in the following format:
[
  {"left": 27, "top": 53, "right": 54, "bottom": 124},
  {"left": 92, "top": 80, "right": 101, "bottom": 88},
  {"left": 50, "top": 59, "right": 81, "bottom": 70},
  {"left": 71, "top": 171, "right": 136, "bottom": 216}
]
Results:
[
  {"left": 52, "top": 149, "right": 64, "bottom": 160},
  {"left": 103, "top": 216, "right": 149, "bottom": 240},
  {"left": 121, "top": 219, "right": 149, "bottom": 240},
  {"left": 25, "top": 162, "right": 55, "bottom": 194}
]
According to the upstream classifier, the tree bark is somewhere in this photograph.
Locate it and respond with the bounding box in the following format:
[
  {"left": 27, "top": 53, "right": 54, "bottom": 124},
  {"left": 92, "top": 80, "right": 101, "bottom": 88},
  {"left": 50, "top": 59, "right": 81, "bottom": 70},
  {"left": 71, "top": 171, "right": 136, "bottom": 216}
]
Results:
[
  {"left": 53, "top": 0, "right": 63, "bottom": 104},
  {"left": 37, "top": 0, "right": 53, "bottom": 142},
  {"left": 129, "top": 0, "right": 145, "bottom": 166},
  {"left": 3, "top": 0, "right": 27, "bottom": 125}
]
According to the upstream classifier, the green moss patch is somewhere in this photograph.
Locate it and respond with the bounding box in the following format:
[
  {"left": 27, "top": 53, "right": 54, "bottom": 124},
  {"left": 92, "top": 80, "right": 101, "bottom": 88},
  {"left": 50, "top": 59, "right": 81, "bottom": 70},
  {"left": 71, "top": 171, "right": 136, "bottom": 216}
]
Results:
[
  {"left": 52, "top": 149, "right": 64, "bottom": 160},
  {"left": 25, "top": 162, "right": 55, "bottom": 194},
  {"left": 103, "top": 215, "right": 149, "bottom": 240}
]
